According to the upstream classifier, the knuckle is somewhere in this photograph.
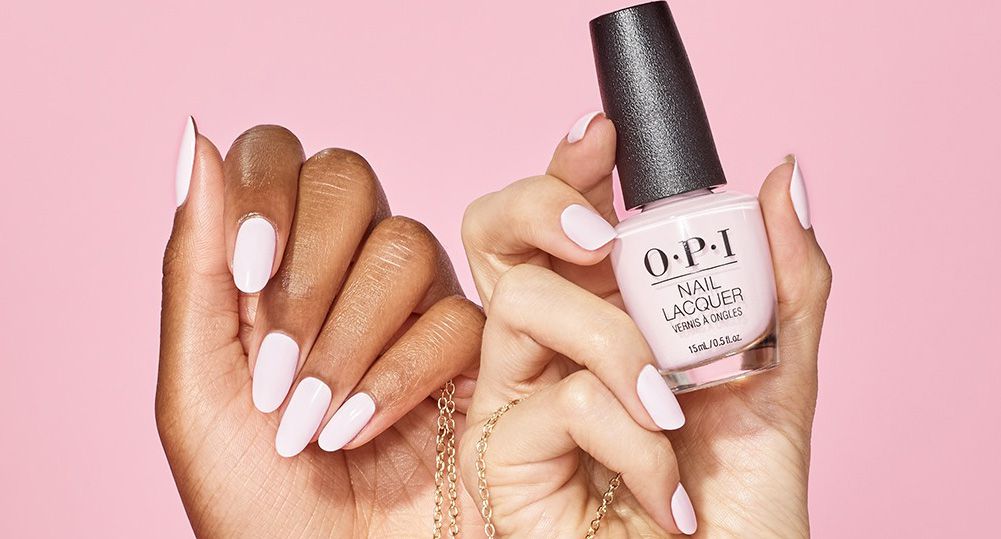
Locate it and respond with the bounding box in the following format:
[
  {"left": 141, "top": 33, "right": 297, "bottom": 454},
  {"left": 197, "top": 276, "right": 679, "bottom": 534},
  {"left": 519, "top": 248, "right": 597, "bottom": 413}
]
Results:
[
  {"left": 460, "top": 193, "right": 493, "bottom": 246},
  {"left": 428, "top": 295, "right": 486, "bottom": 335},
  {"left": 360, "top": 217, "right": 441, "bottom": 290},
  {"left": 815, "top": 253, "right": 833, "bottom": 299},
  {"left": 299, "top": 147, "right": 383, "bottom": 218},
  {"left": 590, "top": 313, "right": 642, "bottom": 359},
  {"left": 645, "top": 438, "right": 678, "bottom": 475},
  {"left": 226, "top": 125, "right": 304, "bottom": 188},
  {"left": 231, "top": 124, "right": 301, "bottom": 149},
  {"left": 489, "top": 264, "right": 548, "bottom": 320},
  {"left": 371, "top": 216, "right": 440, "bottom": 266},
  {"left": 558, "top": 372, "right": 608, "bottom": 417}
]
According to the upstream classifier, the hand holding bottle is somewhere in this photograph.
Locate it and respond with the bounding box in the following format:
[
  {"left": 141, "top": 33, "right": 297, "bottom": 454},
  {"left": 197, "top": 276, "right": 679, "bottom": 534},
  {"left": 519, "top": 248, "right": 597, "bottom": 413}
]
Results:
[{"left": 457, "top": 110, "right": 830, "bottom": 536}]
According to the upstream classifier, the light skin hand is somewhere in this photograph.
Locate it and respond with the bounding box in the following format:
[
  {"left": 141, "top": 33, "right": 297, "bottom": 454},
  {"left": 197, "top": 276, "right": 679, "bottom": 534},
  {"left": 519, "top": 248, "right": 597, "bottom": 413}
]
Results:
[
  {"left": 157, "top": 122, "right": 485, "bottom": 538},
  {"left": 459, "top": 113, "right": 831, "bottom": 537}
]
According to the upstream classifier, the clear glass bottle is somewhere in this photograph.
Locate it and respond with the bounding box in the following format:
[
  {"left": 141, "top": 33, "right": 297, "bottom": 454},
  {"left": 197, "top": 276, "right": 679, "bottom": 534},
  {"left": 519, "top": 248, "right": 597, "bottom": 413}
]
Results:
[
  {"left": 611, "top": 189, "right": 777, "bottom": 392},
  {"left": 591, "top": 1, "right": 779, "bottom": 392}
]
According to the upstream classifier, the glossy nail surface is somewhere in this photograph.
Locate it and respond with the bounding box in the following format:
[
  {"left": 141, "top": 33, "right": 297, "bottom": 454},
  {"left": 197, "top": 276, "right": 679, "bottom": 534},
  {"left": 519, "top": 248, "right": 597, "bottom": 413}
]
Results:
[
  {"left": 567, "top": 111, "right": 602, "bottom": 143},
  {"left": 671, "top": 483, "right": 698, "bottom": 535},
  {"left": 252, "top": 333, "right": 299, "bottom": 413},
  {"left": 175, "top": 116, "right": 196, "bottom": 206},
  {"left": 789, "top": 156, "right": 811, "bottom": 229},
  {"left": 232, "top": 216, "right": 276, "bottom": 293},
  {"left": 318, "top": 393, "right": 376, "bottom": 452},
  {"left": 560, "top": 204, "right": 616, "bottom": 251},
  {"left": 275, "top": 377, "right": 331, "bottom": 458},
  {"left": 636, "top": 364, "right": 685, "bottom": 430}
]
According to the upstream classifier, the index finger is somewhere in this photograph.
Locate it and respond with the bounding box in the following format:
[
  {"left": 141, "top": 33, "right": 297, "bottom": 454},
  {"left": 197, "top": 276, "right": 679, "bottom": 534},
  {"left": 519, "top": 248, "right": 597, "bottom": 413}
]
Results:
[{"left": 223, "top": 125, "right": 305, "bottom": 293}]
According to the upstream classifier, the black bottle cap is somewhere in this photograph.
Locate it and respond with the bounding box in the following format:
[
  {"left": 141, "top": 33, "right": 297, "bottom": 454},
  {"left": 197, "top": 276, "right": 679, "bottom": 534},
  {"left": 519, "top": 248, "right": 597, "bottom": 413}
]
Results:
[{"left": 590, "top": 1, "right": 726, "bottom": 210}]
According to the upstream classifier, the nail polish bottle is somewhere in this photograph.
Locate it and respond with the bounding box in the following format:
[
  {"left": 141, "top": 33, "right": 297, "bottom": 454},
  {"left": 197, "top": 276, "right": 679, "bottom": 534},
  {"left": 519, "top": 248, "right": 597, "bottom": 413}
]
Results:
[{"left": 591, "top": 1, "right": 778, "bottom": 392}]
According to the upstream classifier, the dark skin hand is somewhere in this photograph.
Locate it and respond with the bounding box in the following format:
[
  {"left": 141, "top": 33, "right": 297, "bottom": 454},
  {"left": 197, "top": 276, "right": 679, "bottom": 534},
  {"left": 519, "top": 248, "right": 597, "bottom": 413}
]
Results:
[{"left": 157, "top": 124, "right": 485, "bottom": 537}]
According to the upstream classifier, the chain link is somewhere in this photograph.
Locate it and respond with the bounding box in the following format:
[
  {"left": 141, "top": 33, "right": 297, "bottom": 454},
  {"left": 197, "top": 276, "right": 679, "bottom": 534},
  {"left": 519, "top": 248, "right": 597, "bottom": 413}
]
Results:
[
  {"left": 432, "top": 380, "right": 461, "bottom": 538},
  {"left": 474, "top": 398, "right": 622, "bottom": 539}
]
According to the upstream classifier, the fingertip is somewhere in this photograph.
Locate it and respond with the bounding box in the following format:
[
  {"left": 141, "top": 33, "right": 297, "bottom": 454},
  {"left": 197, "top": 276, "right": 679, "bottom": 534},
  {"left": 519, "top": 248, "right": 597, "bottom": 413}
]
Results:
[
  {"left": 559, "top": 203, "right": 617, "bottom": 253},
  {"left": 549, "top": 112, "right": 617, "bottom": 193}
]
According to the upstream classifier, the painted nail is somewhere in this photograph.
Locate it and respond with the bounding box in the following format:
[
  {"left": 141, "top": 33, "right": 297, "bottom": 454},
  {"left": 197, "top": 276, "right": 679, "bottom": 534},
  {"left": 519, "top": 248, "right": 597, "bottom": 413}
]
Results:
[
  {"left": 671, "top": 483, "right": 698, "bottom": 535},
  {"left": 252, "top": 333, "right": 300, "bottom": 413},
  {"left": 787, "top": 154, "right": 811, "bottom": 229},
  {"left": 636, "top": 364, "right": 685, "bottom": 430},
  {"left": 560, "top": 204, "right": 616, "bottom": 250},
  {"left": 318, "top": 393, "right": 376, "bottom": 452},
  {"left": 275, "top": 377, "right": 331, "bottom": 458},
  {"left": 566, "top": 111, "right": 602, "bottom": 143},
  {"left": 175, "top": 116, "right": 196, "bottom": 207},
  {"left": 232, "top": 216, "right": 276, "bottom": 293}
]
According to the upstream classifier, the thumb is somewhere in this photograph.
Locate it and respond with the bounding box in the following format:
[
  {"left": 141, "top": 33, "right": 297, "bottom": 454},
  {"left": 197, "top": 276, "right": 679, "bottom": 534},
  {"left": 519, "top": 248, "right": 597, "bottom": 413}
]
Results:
[
  {"left": 157, "top": 117, "right": 242, "bottom": 421},
  {"left": 754, "top": 156, "right": 832, "bottom": 427}
]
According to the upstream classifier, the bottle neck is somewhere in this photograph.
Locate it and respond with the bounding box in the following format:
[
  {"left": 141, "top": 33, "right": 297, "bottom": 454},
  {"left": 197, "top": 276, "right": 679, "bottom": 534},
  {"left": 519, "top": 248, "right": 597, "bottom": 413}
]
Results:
[{"left": 640, "top": 188, "right": 714, "bottom": 212}]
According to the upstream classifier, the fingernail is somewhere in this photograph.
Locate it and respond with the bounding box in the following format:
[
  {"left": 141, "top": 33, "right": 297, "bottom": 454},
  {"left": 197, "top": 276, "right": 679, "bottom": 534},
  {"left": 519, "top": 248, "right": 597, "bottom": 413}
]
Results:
[
  {"left": 787, "top": 154, "right": 812, "bottom": 229},
  {"left": 318, "top": 393, "right": 376, "bottom": 452},
  {"left": 560, "top": 204, "right": 616, "bottom": 250},
  {"left": 233, "top": 216, "right": 276, "bottom": 293},
  {"left": 566, "top": 111, "right": 602, "bottom": 143},
  {"left": 671, "top": 483, "right": 698, "bottom": 535},
  {"left": 252, "top": 333, "right": 300, "bottom": 413},
  {"left": 275, "top": 377, "right": 331, "bottom": 458},
  {"left": 636, "top": 364, "right": 685, "bottom": 430},
  {"left": 175, "top": 116, "right": 196, "bottom": 207}
]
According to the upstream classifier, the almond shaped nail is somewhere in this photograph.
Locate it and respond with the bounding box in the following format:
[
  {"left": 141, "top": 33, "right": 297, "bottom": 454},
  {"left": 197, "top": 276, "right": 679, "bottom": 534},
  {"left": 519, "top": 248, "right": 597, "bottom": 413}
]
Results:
[
  {"left": 275, "top": 377, "right": 331, "bottom": 458},
  {"left": 175, "top": 116, "right": 196, "bottom": 207},
  {"left": 252, "top": 333, "right": 299, "bottom": 413},
  {"left": 318, "top": 393, "right": 376, "bottom": 452},
  {"left": 232, "top": 216, "right": 276, "bottom": 293}
]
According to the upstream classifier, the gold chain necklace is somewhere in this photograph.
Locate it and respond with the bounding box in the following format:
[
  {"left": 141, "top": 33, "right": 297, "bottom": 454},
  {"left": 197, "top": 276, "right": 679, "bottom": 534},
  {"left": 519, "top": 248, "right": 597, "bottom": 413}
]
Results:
[
  {"left": 432, "top": 383, "right": 622, "bottom": 538},
  {"left": 432, "top": 380, "right": 461, "bottom": 538}
]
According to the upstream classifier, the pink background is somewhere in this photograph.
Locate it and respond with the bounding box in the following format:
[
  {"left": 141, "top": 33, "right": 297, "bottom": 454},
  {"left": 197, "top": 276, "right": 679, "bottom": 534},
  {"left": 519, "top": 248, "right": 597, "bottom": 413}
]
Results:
[{"left": 1, "top": 0, "right": 998, "bottom": 536}]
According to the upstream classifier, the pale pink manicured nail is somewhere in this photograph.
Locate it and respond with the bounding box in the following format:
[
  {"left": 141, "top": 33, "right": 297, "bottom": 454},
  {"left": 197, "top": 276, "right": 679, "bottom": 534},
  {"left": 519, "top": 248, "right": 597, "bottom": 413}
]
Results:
[
  {"left": 560, "top": 204, "right": 616, "bottom": 250},
  {"left": 671, "top": 483, "right": 697, "bottom": 535},
  {"left": 318, "top": 393, "right": 376, "bottom": 452},
  {"left": 275, "top": 377, "right": 331, "bottom": 458},
  {"left": 175, "top": 116, "right": 196, "bottom": 207},
  {"left": 636, "top": 364, "right": 685, "bottom": 430},
  {"left": 566, "top": 110, "right": 602, "bottom": 143},
  {"left": 252, "top": 333, "right": 299, "bottom": 413},
  {"left": 789, "top": 155, "right": 811, "bottom": 229},
  {"left": 232, "top": 216, "right": 276, "bottom": 293}
]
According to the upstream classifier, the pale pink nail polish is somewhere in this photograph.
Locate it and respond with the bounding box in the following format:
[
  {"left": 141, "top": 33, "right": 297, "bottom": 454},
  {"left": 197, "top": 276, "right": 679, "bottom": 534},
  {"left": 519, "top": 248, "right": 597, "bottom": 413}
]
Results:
[
  {"left": 593, "top": 3, "right": 778, "bottom": 393},
  {"left": 175, "top": 116, "right": 195, "bottom": 207},
  {"left": 232, "top": 216, "right": 276, "bottom": 294},
  {"left": 318, "top": 393, "right": 376, "bottom": 452},
  {"left": 275, "top": 377, "right": 331, "bottom": 458},
  {"left": 789, "top": 156, "right": 812, "bottom": 229},
  {"left": 252, "top": 333, "right": 299, "bottom": 413},
  {"left": 561, "top": 204, "right": 616, "bottom": 250},
  {"left": 636, "top": 364, "right": 684, "bottom": 430},
  {"left": 671, "top": 483, "right": 698, "bottom": 535},
  {"left": 567, "top": 111, "right": 602, "bottom": 143}
]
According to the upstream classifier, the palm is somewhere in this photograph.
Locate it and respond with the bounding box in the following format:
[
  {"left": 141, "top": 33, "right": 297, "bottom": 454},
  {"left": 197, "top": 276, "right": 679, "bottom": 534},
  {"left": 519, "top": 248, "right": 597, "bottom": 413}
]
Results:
[{"left": 158, "top": 284, "right": 479, "bottom": 538}]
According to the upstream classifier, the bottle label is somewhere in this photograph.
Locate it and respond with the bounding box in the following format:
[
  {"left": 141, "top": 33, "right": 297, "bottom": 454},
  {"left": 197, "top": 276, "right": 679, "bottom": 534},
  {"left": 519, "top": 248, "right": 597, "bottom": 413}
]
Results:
[{"left": 612, "top": 201, "right": 776, "bottom": 370}]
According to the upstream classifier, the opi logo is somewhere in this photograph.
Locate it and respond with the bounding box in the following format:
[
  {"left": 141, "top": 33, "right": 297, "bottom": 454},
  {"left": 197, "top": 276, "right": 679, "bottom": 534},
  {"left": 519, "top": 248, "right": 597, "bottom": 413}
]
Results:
[{"left": 643, "top": 229, "right": 736, "bottom": 284}]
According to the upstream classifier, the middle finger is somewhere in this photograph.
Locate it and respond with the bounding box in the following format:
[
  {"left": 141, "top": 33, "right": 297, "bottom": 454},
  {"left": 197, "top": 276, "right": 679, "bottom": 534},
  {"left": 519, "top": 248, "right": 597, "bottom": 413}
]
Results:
[{"left": 249, "top": 148, "right": 390, "bottom": 413}]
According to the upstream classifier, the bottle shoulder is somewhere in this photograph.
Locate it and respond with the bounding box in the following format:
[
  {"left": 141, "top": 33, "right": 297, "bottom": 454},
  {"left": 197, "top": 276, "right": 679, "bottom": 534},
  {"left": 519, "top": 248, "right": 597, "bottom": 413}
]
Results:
[{"left": 615, "top": 191, "right": 761, "bottom": 235}]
